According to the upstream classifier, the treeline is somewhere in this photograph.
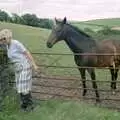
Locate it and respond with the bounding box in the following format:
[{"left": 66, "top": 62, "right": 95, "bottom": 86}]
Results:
[{"left": 0, "top": 10, "right": 53, "bottom": 29}]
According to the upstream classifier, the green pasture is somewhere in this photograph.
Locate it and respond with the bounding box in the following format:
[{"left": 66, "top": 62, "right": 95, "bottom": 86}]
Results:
[
  {"left": 0, "top": 21, "right": 120, "bottom": 88},
  {"left": 1, "top": 19, "right": 120, "bottom": 119},
  {"left": 0, "top": 21, "right": 120, "bottom": 79},
  {"left": 72, "top": 18, "right": 120, "bottom": 33},
  {"left": 84, "top": 18, "right": 120, "bottom": 27},
  {"left": 72, "top": 18, "right": 120, "bottom": 27},
  {"left": 72, "top": 22, "right": 102, "bottom": 32}
]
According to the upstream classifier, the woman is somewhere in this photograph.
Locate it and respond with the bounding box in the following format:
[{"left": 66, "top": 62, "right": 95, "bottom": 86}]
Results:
[{"left": 0, "top": 29, "right": 38, "bottom": 111}]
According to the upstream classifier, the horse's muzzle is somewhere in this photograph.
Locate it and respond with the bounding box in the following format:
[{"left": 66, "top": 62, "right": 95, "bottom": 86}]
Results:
[{"left": 46, "top": 42, "right": 52, "bottom": 48}]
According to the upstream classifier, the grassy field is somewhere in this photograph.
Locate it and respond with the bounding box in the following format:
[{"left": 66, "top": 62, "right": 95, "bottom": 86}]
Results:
[
  {"left": 72, "top": 18, "right": 120, "bottom": 33},
  {"left": 73, "top": 18, "right": 120, "bottom": 27},
  {"left": 1, "top": 21, "right": 120, "bottom": 77},
  {"left": 84, "top": 18, "right": 120, "bottom": 27},
  {"left": 1, "top": 20, "right": 120, "bottom": 89},
  {"left": 1, "top": 19, "right": 120, "bottom": 119},
  {"left": 1, "top": 100, "right": 120, "bottom": 120},
  {"left": 0, "top": 22, "right": 78, "bottom": 76}
]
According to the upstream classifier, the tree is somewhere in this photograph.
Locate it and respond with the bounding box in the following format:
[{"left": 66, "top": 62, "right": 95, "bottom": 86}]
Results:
[
  {"left": 38, "top": 18, "right": 53, "bottom": 29},
  {"left": 21, "top": 14, "right": 39, "bottom": 27},
  {"left": 0, "top": 10, "right": 10, "bottom": 22},
  {"left": 0, "top": 9, "right": 53, "bottom": 29},
  {"left": 11, "top": 13, "right": 25, "bottom": 24}
]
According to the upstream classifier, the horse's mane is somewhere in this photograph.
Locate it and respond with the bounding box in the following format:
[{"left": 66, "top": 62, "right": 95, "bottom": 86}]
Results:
[{"left": 67, "top": 23, "right": 92, "bottom": 38}]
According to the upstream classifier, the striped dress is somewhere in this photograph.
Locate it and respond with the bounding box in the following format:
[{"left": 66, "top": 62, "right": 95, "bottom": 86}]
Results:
[{"left": 7, "top": 40, "right": 32, "bottom": 94}]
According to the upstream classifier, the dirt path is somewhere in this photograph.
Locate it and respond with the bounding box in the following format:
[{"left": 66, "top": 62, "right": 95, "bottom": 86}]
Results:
[{"left": 32, "top": 73, "right": 120, "bottom": 111}]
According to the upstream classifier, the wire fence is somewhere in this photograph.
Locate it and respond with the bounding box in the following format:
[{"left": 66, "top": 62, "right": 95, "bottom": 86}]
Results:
[
  {"left": 1, "top": 52, "right": 120, "bottom": 110},
  {"left": 31, "top": 52, "right": 120, "bottom": 110}
]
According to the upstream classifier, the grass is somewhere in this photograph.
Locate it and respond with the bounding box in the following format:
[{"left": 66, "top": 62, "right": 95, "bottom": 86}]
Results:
[
  {"left": 84, "top": 18, "right": 120, "bottom": 27},
  {"left": 0, "top": 21, "right": 120, "bottom": 89},
  {"left": 72, "top": 22, "right": 103, "bottom": 32},
  {"left": 0, "top": 22, "right": 119, "bottom": 76},
  {"left": 0, "top": 22, "right": 76, "bottom": 75},
  {"left": 1, "top": 19, "right": 120, "bottom": 119},
  {"left": 72, "top": 18, "right": 120, "bottom": 32},
  {"left": 1, "top": 100, "right": 120, "bottom": 120}
]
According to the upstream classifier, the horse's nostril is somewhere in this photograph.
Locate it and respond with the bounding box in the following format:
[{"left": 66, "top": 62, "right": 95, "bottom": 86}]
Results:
[{"left": 47, "top": 42, "right": 52, "bottom": 48}]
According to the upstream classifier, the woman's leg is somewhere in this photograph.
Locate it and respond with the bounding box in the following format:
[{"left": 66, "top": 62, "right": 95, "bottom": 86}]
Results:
[{"left": 15, "top": 67, "right": 33, "bottom": 111}]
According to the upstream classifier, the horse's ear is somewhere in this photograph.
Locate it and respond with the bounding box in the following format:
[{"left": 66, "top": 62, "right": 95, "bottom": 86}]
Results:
[
  {"left": 55, "top": 17, "right": 57, "bottom": 22},
  {"left": 63, "top": 17, "right": 67, "bottom": 24},
  {"left": 55, "top": 17, "right": 59, "bottom": 24},
  {"left": 53, "top": 17, "right": 57, "bottom": 26}
]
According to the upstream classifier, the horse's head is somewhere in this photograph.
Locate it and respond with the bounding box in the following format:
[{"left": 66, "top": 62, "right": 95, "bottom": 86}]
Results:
[{"left": 47, "top": 17, "right": 67, "bottom": 48}]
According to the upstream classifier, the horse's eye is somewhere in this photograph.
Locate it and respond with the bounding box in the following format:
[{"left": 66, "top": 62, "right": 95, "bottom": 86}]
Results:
[
  {"left": 57, "top": 30, "right": 61, "bottom": 32},
  {"left": 56, "top": 28, "right": 62, "bottom": 32}
]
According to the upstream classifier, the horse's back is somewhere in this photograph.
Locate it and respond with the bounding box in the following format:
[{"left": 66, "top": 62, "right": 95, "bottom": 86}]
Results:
[
  {"left": 98, "top": 39, "right": 120, "bottom": 54},
  {"left": 96, "top": 39, "right": 120, "bottom": 67}
]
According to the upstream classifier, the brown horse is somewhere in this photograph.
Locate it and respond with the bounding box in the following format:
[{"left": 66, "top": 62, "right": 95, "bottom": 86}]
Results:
[{"left": 46, "top": 17, "right": 120, "bottom": 102}]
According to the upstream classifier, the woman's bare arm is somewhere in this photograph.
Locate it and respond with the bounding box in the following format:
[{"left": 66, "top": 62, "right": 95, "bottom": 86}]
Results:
[{"left": 23, "top": 50, "right": 38, "bottom": 70}]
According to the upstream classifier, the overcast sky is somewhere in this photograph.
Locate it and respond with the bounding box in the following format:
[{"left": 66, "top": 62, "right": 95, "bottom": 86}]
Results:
[{"left": 0, "top": 0, "right": 120, "bottom": 21}]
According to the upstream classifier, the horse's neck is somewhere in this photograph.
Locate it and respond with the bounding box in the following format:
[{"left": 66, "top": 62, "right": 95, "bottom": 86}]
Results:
[
  {"left": 64, "top": 35, "right": 82, "bottom": 53},
  {"left": 64, "top": 29, "right": 96, "bottom": 53}
]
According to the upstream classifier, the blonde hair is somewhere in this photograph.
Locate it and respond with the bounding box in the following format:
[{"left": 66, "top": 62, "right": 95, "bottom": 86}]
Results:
[{"left": 0, "top": 29, "right": 12, "bottom": 41}]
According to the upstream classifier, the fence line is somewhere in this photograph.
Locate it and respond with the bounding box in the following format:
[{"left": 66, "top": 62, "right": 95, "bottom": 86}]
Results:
[
  {"left": 1, "top": 52, "right": 120, "bottom": 110},
  {"left": 32, "top": 52, "right": 120, "bottom": 56},
  {"left": 34, "top": 76, "right": 120, "bottom": 83},
  {"left": 30, "top": 52, "right": 120, "bottom": 110},
  {"left": 32, "top": 83, "right": 120, "bottom": 93},
  {"left": 38, "top": 64, "right": 120, "bottom": 69},
  {"left": 32, "top": 91, "right": 120, "bottom": 102}
]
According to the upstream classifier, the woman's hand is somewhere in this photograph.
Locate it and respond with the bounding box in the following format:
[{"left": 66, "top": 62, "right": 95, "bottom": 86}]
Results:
[
  {"left": 24, "top": 51, "right": 39, "bottom": 71},
  {"left": 33, "top": 64, "right": 39, "bottom": 71}
]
